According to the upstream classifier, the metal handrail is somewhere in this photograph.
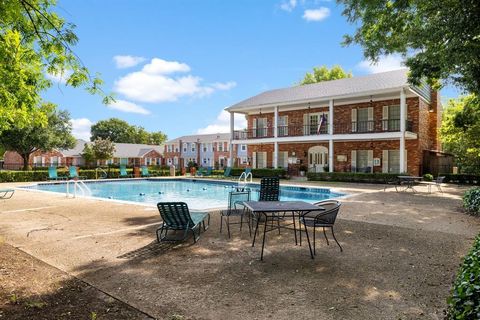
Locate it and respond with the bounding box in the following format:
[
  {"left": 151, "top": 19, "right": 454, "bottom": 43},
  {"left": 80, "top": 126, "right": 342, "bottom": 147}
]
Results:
[
  {"left": 66, "top": 179, "right": 92, "bottom": 198},
  {"left": 95, "top": 167, "right": 108, "bottom": 179}
]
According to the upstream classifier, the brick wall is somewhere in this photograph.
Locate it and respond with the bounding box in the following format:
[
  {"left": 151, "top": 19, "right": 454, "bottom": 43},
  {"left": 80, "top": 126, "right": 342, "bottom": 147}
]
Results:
[{"left": 4, "top": 150, "right": 65, "bottom": 169}]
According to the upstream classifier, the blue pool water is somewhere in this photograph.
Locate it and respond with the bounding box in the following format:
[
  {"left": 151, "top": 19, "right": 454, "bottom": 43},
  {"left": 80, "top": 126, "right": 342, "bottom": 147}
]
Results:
[{"left": 21, "top": 179, "right": 345, "bottom": 210}]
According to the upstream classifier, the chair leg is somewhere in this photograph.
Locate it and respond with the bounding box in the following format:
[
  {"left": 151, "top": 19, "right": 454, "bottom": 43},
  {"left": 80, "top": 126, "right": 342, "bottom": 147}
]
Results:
[
  {"left": 303, "top": 221, "right": 314, "bottom": 259},
  {"left": 331, "top": 227, "right": 343, "bottom": 252},
  {"left": 227, "top": 216, "right": 231, "bottom": 238},
  {"left": 240, "top": 215, "right": 243, "bottom": 231},
  {"left": 323, "top": 227, "right": 330, "bottom": 246},
  {"left": 220, "top": 215, "right": 223, "bottom": 233},
  {"left": 313, "top": 227, "right": 316, "bottom": 255},
  {"left": 247, "top": 213, "right": 252, "bottom": 237}
]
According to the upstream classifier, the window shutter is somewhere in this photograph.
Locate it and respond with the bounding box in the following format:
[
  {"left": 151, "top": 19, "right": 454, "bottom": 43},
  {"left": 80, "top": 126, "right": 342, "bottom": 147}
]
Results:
[
  {"left": 252, "top": 118, "right": 257, "bottom": 138},
  {"left": 368, "top": 107, "right": 374, "bottom": 131},
  {"left": 252, "top": 152, "right": 257, "bottom": 169},
  {"left": 404, "top": 150, "right": 408, "bottom": 174},
  {"left": 263, "top": 152, "right": 267, "bottom": 169},
  {"left": 351, "top": 109, "right": 357, "bottom": 132},
  {"left": 303, "top": 113, "right": 309, "bottom": 135},
  {"left": 382, "top": 150, "right": 389, "bottom": 173},
  {"left": 351, "top": 150, "right": 357, "bottom": 172},
  {"left": 382, "top": 106, "right": 389, "bottom": 131},
  {"left": 367, "top": 150, "right": 374, "bottom": 172}
]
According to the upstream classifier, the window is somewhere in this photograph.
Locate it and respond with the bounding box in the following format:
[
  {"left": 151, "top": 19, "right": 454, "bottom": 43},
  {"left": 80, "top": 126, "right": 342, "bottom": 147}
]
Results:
[
  {"left": 192, "top": 144, "right": 196, "bottom": 152},
  {"left": 389, "top": 105, "right": 400, "bottom": 131},
  {"left": 241, "top": 144, "right": 247, "bottom": 151},
  {"left": 277, "top": 151, "right": 288, "bottom": 168},
  {"left": 120, "top": 158, "right": 128, "bottom": 165},
  {"left": 183, "top": 144, "right": 187, "bottom": 152},
  {"left": 218, "top": 142, "right": 223, "bottom": 152},
  {"left": 278, "top": 115, "right": 288, "bottom": 136},
  {"left": 145, "top": 157, "right": 152, "bottom": 165},
  {"left": 254, "top": 117, "right": 267, "bottom": 137},
  {"left": 304, "top": 113, "right": 328, "bottom": 135},
  {"left": 357, "top": 108, "right": 369, "bottom": 132},
  {"left": 356, "top": 150, "right": 369, "bottom": 171},
  {"left": 167, "top": 145, "right": 172, "bottom": 152},
  {"left": 254, "top": 152, "right": 267, "bottom": 169},
  {"left": 203, "top": 158, "right": 207, "bottom": 164},
  {"left": 240, "top": 157, "right": 248, "bottom": 164},
  {"left": 167, "top": 158, "right": 172, "bottom": 165},
  {"left": 33, "top": 156, "right": 42, "bottom": 167},
  {"left": 388, "top": 150, "right": 400, "bottom": 173}
]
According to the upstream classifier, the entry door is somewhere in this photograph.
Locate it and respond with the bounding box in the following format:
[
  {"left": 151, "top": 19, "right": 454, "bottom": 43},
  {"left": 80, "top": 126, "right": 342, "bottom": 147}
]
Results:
[{"left": 308, "top": 146, "right": 328, "bottom": 172}]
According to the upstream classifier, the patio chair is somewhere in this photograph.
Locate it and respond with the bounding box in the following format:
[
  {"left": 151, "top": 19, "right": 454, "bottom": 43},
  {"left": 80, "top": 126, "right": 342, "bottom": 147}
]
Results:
[
  {"left": 141, "top": 166, "right": 151, "bottom": 177},
  {"left": 259, "top": 177, "right": 280, "bottom": 201},
  {"left": 0, "top": 189, "right": 14, "bottom": 200},
  {"left": 300, "top": 200, "right": 343, "bottom": 254},
  {"left": 68, "top": 166, "right": 86, "bottom": 179},
  {"left": 48, "top": 166, "right": 66, "bottom": 181},
  {"left": 421, "top": 176, "right": 446, "bottom": 193},
  {"left": 156, "top": 202, "right": 210, "bottom": 243},
  {"left": 119, "top": 165, "right": 133, "bottom": 178},
  {"left": 223, "top": 166, "right": 232, "bottom": 178},
  {"left": 383, "top": 176, "right": 401, "bottom": 192},
  {"left": 220, "top": 190, "right": 251, "bottom": 238}
]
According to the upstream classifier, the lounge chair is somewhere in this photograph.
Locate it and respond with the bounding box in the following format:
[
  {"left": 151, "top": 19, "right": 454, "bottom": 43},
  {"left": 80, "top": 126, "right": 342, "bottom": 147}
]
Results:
[
  {"left": 220, "top": 190, "right": 251, "bottom": 238},
  {"left": 68, "top": 166, "right": 86, "bottom": 179},
  {"left": 195, "top": 167, "right": 206, "bottom": 177},
  {"left": 205, "top": 166, "right": 213, "bottom": 176},
  {"left": 141, "top": 166, "right": 153, "bottom": 177},
  {"left": 300, "top": 200, "right": 343, "bottom": 254},
  {"left": 223, "top": 166, "right": 232, "bottom": 178},
  {"left": 48, "top": 166, "right": 66, "bottom": 181},
  {"left": 0, "top": 189, "right": 14, "bottom": 200},
  {"left": 156, "top": 202, "right": 210, "bottom": 243},
  {"left": 119, "top": 165, "right": 133, "bottom": 178}
]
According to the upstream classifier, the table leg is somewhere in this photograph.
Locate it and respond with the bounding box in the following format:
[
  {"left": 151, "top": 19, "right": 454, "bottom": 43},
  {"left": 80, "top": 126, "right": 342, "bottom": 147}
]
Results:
[
  {"left": 292, "top": 211, "right": 298, "bottom": 245},
  {"left": 260, "top": 215, "right": 269, "bottom": 261},
  {"left": 252, "top": 213, "right": 261, "bottom": 247},
  {"left": 303, "top": 218, "right": 314, "bottom": 259}
]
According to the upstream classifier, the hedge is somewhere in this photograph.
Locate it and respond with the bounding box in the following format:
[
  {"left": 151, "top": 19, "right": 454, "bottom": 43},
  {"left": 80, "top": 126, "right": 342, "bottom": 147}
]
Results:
[
  {"left": 441, "top": 174, "right": 480, "bottom": 185},
  {"left": 307, "top": 172, "right": 401, "bottom": 184},
  {"left": 463, "top": 187, "right": 480, "bottom": 216},
  {"left": 230, "top": 168, "right": 287, "bottom": 178},
  {"left": 446, "top": 234, "right": 480, "bottom": 319}
]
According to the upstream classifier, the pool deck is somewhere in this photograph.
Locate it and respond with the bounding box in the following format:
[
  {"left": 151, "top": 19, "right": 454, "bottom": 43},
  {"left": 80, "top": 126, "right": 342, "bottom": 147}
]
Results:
[{"left": 1, "top": 178, "right": 479, "bottom": 319}]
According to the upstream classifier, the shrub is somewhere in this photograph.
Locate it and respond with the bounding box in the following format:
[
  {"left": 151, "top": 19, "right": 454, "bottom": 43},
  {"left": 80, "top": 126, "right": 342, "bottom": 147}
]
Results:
[
  {"left": 230, "top": 168, "right": 287, "bottom": 178},
  {"left": 307, "top": 172, "right": 400, "bottom": 184},
  {"left": 446, "top": 234, "right": 480, "bottom": 319},
  {"left": 423, "top": 173, "right": 434, "bottom": 181},
  {"left": 463, "top": 187, "right": 480, "bottom": 216}
]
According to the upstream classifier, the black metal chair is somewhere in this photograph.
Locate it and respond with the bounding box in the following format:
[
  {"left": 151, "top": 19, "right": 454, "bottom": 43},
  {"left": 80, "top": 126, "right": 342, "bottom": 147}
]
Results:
[
  {"left": 259, "top": 177, "right": 280, "bottom": 201},
  {"left": 384, "top": 176, "right": 401, "bottom": 192},
  {"left": 220, "top": 190, "right": 251, "bottom": 238},
  {"left": 300, "top": 200, "right": 343, "bottom": 254},
  {"left": 156, "top": 202, "right": 210, "bottom": 243}
]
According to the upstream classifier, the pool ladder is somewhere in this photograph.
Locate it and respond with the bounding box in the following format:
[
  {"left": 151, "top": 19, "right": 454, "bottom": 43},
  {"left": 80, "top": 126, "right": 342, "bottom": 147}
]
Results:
[
  {"left": 66, "top": 179, "right": 92, "bottom": 198},
  {"left": 238, "top": 171, "right": 253, "bottom": 190}
]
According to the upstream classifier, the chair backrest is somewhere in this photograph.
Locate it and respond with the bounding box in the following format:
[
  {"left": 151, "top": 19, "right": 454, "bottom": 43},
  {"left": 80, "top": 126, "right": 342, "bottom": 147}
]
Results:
[
  {"left": 141, "top": 166, "right": 149, "bottom": 175},
  {"left": 224, "top": 167, "right": 232, "bottom": 177},
  {"left": 259, "top": 177, "right": 280, "bottom": 201},
  {"left": 206, "top": 167, "right": 213, "bottom": 174},
  {"left": 120, "top": 165, "right": 128, "bottom": 175},
  {"left": 48, "top": 166, "right": 58, "bottom": 178},
  {"left": 312, "top": 200, "right": 341, "bottom": 225},
  {"left": 228, "top": 191, "right": 250, "bottom": 210},
  {"left": 157, "top": 202, "right": 194, "bottom": 229},
  {"left": 436, "top": 176, "right": 446, "bottom": 184},
  {"left": 69, "top": 166, "right": 78, "bottom": 178},
  {"left": 245, "top": 168, "right": 252, "bottom": 174}
]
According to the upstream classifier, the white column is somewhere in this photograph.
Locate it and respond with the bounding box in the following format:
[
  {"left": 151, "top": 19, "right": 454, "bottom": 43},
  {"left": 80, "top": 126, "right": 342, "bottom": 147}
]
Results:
[
  {"left": 229, "top": 112, "right": 234, "bottom": 167},
  {"left": 328, "top": 99, "right": 334, "bottom": 135},
  {"left": 329, "top": 139, "right": 334, "bottom": 172},
  {"left": 273, "top": 106, "right": 279, "bottom": 168},
  {"left": 399, "top": 89, "right": 406, "bottom": 173}
]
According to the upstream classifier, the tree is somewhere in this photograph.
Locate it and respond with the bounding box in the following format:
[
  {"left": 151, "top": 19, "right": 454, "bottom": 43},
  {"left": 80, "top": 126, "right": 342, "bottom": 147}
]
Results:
[
  {"left": 299, "top": 65, "right": 352, "bottom": 85},
  {"left": 81, "top": 143, "right": 95, "bottom": 166},
  {"left": 338, "top": 0, "right": 480, "bottom": 94},
  {"left": 0, "top": 104, "right": 76, "bottom": 170},
  {"left": 440, "top": 95, "right": 480, "bottom": 174},
  {"left": 90, "top": 118, "right": 168, "bottom": 145},
  {"left": 0, "top": 0, "right": 111, "bottom": 131},
  {"left": 90, "top": 138, "right": 115, "bottom": 163}
]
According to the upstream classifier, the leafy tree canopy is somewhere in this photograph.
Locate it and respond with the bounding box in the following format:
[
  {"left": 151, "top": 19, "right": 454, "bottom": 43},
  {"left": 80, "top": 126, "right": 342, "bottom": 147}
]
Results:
[
  {"left": 90, "top": 118, "right": 167, "bottom": 145},
  {"left": 440, "top": 95, "right": 480, "bottom": 174},
  {"left": 299, "top": 65, "right": 352, "bottom": 85},
  {"left": 0, "top": 104, "right": 76, "bottom": 170},
  {"left": 0, "top": 0, "right": 111, "bottom": 131},
  {"left": 90, "top": 138, "right": 115, "bottom": 161},
  {"left": 338, "top": 0, "right": 480, "bottom": 94}
]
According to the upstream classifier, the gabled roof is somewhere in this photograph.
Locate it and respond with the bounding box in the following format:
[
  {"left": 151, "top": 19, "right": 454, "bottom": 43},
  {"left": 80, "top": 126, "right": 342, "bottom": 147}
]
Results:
[
  {"left": 166, "top": 133, "right": 230, "bottom": 144},
  {"left": 60, "top": 139, "right": 88, "bottom": 157},
  {"left": 60, "top": 139, "right": 163, "bottom": 158},
  {"left": 226, "top": 69, "right": 410, "bottom": 111}
]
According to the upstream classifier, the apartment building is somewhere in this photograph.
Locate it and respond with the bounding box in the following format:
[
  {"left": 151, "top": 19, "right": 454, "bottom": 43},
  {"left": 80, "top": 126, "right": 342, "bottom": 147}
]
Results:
[{"left": 225, "top": 69, "right": 443, "bottom": 175}]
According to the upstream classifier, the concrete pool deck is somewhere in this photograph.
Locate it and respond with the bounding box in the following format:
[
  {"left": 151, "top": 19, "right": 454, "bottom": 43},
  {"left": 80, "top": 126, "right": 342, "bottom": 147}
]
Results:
[{"left": 0, "top": 180, "right": 479, "bottom": 319}]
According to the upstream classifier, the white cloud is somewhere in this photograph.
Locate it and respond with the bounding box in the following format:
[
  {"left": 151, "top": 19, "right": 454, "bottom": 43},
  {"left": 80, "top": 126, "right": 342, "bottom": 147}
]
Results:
[
  {"left": 107, "top": 99, "right": 150, "bottom": 115},
  {"left": 197, "top": 110, "right": 247, "bottom": 134},
  {"left": 46, "top": 70, "right": 72, "bottom": 84},
  {"left": 142, "top": 58, "right": 190, "bottom": 74},
  {"left": 114, "top": 58, "right": 236, "bottom": 103},
  {"left": 302, "top": 7, "right": 330, "bottom": 21},
  {"left": 113, "top": 55, "right": 146, "bottom": 69},
  {"left": 280, "top": 0, "right": 297, "bottom": 12},
  {"left": 357, "top": 55, "right": 404, "bottom": 73},
  {"left": 70, "top": 118, "right": 93, "bottom": 141}
]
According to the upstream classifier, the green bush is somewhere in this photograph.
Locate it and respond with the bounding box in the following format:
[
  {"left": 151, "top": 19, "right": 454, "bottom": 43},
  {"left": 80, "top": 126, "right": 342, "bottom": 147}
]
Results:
[
  {"left": 463, "top": 187, "right": 480, "bottom": 216},
  {"left": 446, "top": 234, "right": 480, "bottom": 319},
  {"left": 230, "top": 168, "right": 287, "bottom": 178},
  {"left": 442, "top": 174, "right": 480, "bottom": 185},
  {"left": 423, "top": 173, "right": 434, "bottom": 181},
  {"left": 307, "top": 172, "right": 400, "bottom": 184}
]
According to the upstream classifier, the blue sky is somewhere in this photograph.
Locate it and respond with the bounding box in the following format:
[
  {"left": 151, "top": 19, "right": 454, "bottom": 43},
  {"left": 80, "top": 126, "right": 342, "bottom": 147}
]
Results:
[{"left": 45, "top": 0, "right": 459, "bottom": 141}]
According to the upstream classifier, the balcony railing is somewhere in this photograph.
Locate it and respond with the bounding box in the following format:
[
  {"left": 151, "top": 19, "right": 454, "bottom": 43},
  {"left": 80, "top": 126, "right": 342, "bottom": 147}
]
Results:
[{"left": 232, "top": 120, "right": 413, "bottom": 140}]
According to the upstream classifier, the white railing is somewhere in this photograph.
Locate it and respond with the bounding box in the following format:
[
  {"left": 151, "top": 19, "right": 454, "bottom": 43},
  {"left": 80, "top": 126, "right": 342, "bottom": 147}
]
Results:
[
  {"left": 237, "top": 171, "right": 253, "bottom": 189},
  {"left": 66, "top": 179, "right": 92, "bottom": 198},
  {"left": 95, "top": 167, "right": 108, "bottom": 179}
]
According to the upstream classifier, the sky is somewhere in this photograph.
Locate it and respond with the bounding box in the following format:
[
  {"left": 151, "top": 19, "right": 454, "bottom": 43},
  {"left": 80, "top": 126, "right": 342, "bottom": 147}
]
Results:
[{"left": 44, "top": 0, "right": 460, "bottom": 142}]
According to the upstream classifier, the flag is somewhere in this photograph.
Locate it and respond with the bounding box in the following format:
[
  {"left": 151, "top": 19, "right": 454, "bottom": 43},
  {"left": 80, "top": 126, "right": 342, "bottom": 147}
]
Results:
[{"left": 317, "top": 114, "right": 327, "bottom": 134}]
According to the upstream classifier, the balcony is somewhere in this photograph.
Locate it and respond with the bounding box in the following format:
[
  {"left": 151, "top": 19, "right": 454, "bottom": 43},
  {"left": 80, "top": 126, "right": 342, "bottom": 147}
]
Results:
[{"left": 232, "top": 120, "right": 413, "bottom": 140}]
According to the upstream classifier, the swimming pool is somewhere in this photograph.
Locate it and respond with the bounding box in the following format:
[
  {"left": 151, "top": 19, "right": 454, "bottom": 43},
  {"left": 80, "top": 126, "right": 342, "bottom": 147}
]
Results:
[{"left": 21, "top": 179, "right": 345, "bottom": 210}]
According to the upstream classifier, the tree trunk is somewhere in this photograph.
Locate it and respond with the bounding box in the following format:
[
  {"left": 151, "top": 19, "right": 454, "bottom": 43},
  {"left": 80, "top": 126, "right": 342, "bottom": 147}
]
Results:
[{"left": 22, "top": 154, "right": 31, "bottom": 171}]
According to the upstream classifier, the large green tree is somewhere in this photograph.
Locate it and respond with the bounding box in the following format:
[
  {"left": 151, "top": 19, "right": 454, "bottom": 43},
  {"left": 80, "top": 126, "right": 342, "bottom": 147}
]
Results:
[
  {"left": 440, "top": 95, "right": 480, "bottom": 174},
  {"left": 0, "top": 0, "right": 110, "bottom": 131},
  {"left": 338, "top": 0, "right": 480, "bottom": 93},
  {"left": 0, "top": 104, "right": 76, "bottom": 170},
  {"left": 90, "top": 118, "right": 167, "bottom": 145},
  {"left": 299, "top": 65, "right": 352, "bottom": 85}
]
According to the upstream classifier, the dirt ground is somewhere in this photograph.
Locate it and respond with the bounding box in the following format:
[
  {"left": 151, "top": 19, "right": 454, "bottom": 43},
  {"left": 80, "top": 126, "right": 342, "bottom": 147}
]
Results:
[{"left": 0, "top": 179, "right": 479, "bottom": 320}]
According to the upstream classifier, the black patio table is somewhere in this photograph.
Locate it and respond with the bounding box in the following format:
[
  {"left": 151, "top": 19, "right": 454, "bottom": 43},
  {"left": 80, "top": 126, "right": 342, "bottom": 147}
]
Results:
[
  {"left": 398, "top": 176, "right": 423, "bottom": 192},
  {"left": 243, "top": 201, "right": 325, "bottom": 260}
]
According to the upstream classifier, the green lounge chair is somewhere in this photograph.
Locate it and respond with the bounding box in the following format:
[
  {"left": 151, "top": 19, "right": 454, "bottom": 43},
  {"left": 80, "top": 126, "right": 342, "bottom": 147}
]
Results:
[
  {"left": 0, "top": 189, "right": 14, "bottom": 200},
  {"left": 156, "top": 202, "right": 210, "bottom": 243},
  {"left": 69, "top": 166, "right": 86, "bottom": 179},
  {"left": 195, "top": 167, "right": 206, "bottom": 177},
  {"left": 141, "top": 166, "right": 151, "bottom": 177},
  {"left": 205, "top": 166, "right": 213, "bottom": 176},
  {"left": 119, "top": 165, "right": 133, "bottom": 178},
  {"left": 48, "top": 166, "right": 66, "bottom": 181},
  {"left": 223, "top": 167, "right": 232, "bottom": 178}
]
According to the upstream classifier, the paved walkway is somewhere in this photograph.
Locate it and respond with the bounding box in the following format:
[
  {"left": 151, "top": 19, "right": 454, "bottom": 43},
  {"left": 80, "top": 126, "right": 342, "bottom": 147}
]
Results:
[{"left": 0, "top": 180, "right": 478, "bottom": 319}]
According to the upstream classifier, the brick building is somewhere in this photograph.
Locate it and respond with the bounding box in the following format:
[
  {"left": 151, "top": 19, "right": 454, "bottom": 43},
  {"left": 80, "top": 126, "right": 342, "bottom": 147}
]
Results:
[{"left": 225, "top": 69, "right": 443, "bottom": 176}]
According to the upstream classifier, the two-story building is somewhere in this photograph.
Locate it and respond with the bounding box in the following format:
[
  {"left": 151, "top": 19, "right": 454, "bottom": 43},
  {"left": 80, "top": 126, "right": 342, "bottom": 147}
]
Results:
[{"left": 226, "top": 69, "right": 442, "bottom": 176}]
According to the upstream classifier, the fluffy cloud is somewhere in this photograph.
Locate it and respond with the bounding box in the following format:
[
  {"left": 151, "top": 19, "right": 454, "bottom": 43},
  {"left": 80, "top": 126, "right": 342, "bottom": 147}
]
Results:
[
  {"left": 197, "top": 110, "right": 247, "bottom": 134},
  {"left": 113, "top": 55, "right": 146, "bottom": 68},
  {"left": 302, "top": 7, "right": 330, "bottom": 21},
  {"left": 280, "top": 0, "right": 297, "bottom": 12},
  {"left": 46, "top": 70, "right": 72, "bottom": 84},
  {"left": 114, "top": 58, "right": 236, "bottom": 103},
  {"left": 357, "top": 55, "right": 404, "bottom": 73},
  {"left": 107, "top": 99, "right": 150, "bottom": 115},
  {"left": 70, "top": 118, "right": 93, "bottom": 141}
]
